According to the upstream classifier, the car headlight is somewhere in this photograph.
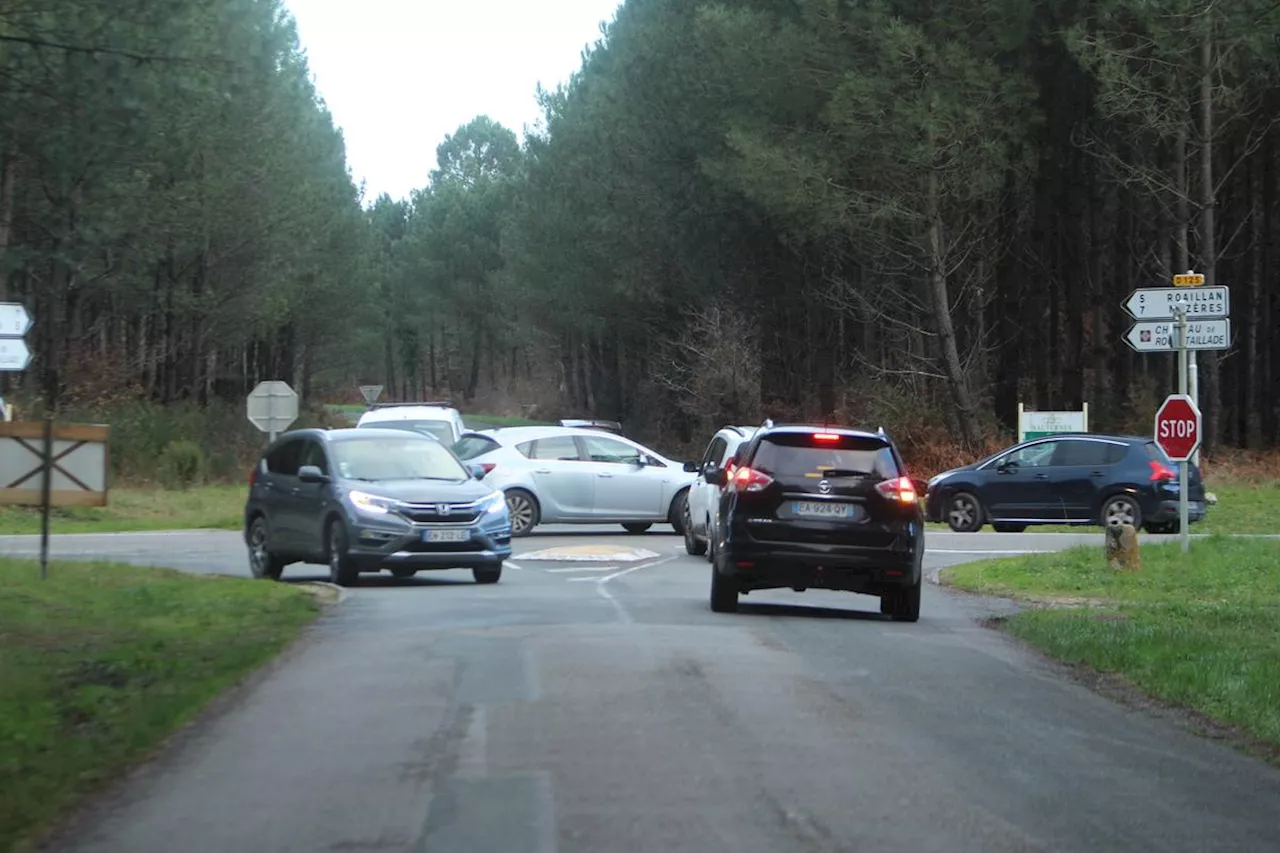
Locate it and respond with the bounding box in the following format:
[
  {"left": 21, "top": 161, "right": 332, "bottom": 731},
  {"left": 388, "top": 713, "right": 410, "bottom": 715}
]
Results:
[
  {"left": 483, "top": 491, "right": 507, "bottom": 515},
  {"left": 349, "top": 490, "right": 396, "bottom": 515}
]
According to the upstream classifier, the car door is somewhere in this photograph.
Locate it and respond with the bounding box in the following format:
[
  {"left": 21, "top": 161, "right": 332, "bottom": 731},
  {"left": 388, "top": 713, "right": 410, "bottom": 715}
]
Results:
[
  {"left": 688, "top": 436, "right": 728, "bottom": 535},
  {"left": 260, "top": 438, "right": 304, "bottom": 550},
  {"left": 1049, "top": 439, "right": 1125, "bottom": 521},
  {"left": 291, "top": 439, "right": 334, "bottom": 555},
  {"left": 580, "top": 434, "right": 666, "bottom": 519},
  {"left": 519, "top": 435, "right": 595, "bottom": 519},
  {"left": 980, "top": 440, "right": 1060, "bottom": 520}
]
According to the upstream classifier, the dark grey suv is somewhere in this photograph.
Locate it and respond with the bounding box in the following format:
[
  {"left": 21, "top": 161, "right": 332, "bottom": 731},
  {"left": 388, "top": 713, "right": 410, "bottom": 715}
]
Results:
[{"left": 243, "top": 428, "right": 513, "bottom": 586}]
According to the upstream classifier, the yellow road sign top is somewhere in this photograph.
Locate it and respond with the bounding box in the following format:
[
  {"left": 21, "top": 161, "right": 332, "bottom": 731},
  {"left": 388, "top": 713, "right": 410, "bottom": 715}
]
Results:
[{"left": 1173, "top": 273, "right": 1205, "bottom": 287}]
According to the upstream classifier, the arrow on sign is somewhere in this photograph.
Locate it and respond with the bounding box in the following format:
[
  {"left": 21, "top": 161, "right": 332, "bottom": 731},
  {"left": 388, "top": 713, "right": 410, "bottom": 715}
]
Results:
[
  {"left": 0, "top": 303, "right": 32, "bottom": 337},
  {"left": 1123, "top": 286, "right": 1229, "bottom": 320},
  {"left": 1125, "top": 319, "right": 1231, "bottom": 352},
  {"left": 0, "top": 337, "right": 31, "bottom": 371}
]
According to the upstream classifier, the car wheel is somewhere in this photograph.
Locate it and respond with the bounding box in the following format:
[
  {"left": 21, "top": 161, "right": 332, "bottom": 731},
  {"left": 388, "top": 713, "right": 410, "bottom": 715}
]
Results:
[
  {"left": 709, "top": 561, "right": 738, "bottom": 613},
  {"left": 247, "top": 515, "right": 285, "bottom": 581},
  {"left": 622, "top": 523, "right": 652, "bottom": 534},
  {"left": 326, "top": 520, "right": 359, "bottom": 587},
  {"left": 1101, "top": 495, "right": 1143, "bottom": 530},
  {"left": 473, "top": 562, "right": 502, "bottom": 584},
  {"left": 683, "top": 500, "right": 707, "bottom": 556},
  {"left": 887, "top": 578, "right": 921, "bottom": 623},
  {"left": 668, "top": 489, "right": 690, "bottom": 536},
  {"left": 946, "top": 492, "right": 984, "bottom": 532},
  {"left": 504, "top": 489, "right": 539, "bottom": 537}
]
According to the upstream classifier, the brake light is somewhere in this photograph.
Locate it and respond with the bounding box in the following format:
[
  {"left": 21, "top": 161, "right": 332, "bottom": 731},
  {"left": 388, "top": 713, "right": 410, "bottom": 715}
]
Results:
[
  {"left": 729, "top": 466, "right": 774, "bottom": 492},
  {"left": 875, "top": 476, "right": 917, "bottom": 504},
  {"left": 813, "top": 432, "right": 840, "bottom": 441},
  {"left": 1148, "top": 460, "right": 1176, "bottom": 482}
]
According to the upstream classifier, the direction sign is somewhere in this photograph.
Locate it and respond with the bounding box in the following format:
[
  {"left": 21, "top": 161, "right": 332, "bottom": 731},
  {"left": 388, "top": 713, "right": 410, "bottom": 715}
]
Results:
[
  {"left": 0, "top": 338, "right": 31, "bottom": 371},
  {"left": 246, "top": 380, "right": 299, "bottom": 438},
  {"left": 1155, "top": 394, "right": 1201, "bottom": 462},
  {"left": 0, "top": 303, "right": 32, "bottom": 337},
  {"left": 1124, "top": 319, "right": 1230, "bottom": 352},
  {"left": 1123, "top": 286, "right": 1229, "bottom": 320},
  {"left": 359, "top": 384, "right": 384, "bottom": 405}
]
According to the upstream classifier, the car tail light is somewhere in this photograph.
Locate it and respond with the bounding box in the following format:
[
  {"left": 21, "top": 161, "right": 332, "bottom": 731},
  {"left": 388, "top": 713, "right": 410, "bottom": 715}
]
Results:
[
  {"left": 729, "top": 466, "right": 774, "bottom": 492},
  {"left": 1148, "top": 460, "right": 1176, "bottom": 482},
  {"left": 813, "top": 432, "right": 841, "bottom": 441},
  {"left": 875, "top": 476, "right": 917, "bottom": 504},
  {"left": 248, "top": 465, "right": 258, "bottom": 486}
]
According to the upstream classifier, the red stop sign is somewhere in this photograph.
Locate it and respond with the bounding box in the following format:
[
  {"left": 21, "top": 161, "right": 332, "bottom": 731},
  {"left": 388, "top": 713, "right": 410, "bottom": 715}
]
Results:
[{"left": 1154, "top": 394, "right": 1201, "bottom": 461}]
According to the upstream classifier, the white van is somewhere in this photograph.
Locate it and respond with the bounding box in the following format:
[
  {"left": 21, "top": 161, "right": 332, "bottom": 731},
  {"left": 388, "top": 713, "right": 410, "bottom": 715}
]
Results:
[{"left": 355, "top": 401, "right": 467, "bottom": 444}]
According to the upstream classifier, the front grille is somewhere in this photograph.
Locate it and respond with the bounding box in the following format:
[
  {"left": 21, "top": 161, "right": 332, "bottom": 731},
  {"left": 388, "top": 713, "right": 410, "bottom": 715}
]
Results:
[
  {"left": 396, "top": 502, "right": 482, "bottom": 524},
  {"left": 403, "top": 540, "right": 487, "bottom": 553}
]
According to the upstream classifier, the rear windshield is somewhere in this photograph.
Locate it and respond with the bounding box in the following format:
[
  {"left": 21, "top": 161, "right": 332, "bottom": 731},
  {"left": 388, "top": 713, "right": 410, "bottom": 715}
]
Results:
[
  {"left": 358, "top": 420, "right": 446, "bottom": 441},
  {"left": 452, "top": 434, "right": 500, "bottom": 460},
  {"left": 750, "top": 433, "right": 900, "bottom": 479}
]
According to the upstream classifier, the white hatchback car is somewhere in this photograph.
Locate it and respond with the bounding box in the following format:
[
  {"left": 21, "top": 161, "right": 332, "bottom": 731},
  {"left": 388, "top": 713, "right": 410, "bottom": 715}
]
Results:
[
  {"left": 683, "top": 425, "right": 757, "bottom": 557},
  {"left": 356, "top": 402, "right": 467, "bottom": 444},
  {"left": 451, "top": 426, "right": 699, "bottom": 536}
]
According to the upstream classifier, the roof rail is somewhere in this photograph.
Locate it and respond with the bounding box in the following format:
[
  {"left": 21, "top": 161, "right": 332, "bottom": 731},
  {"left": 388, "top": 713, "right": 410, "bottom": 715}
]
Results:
[
  {"left": 370, "top": 400, "right": 457, "bottom": 410},
  {"left": 725, "top": 425, "right": 744, "bottom": 435}
]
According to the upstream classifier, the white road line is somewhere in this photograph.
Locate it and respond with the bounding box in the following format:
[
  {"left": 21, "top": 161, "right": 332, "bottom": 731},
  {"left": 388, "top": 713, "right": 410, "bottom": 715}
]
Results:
[
  {"left": 544, "top": 566, "right": 618, "bottom": 573},
  {"left": 597, "top": 555, "right": 677, "bottom": 584},
  {"left": 505, "top": 561, "right": 524, "bottom": 570}
]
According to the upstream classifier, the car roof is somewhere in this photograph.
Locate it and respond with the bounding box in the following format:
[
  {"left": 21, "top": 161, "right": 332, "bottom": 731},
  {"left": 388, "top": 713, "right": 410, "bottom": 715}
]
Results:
[
  {"left": 324, "top": 427, "right": 440, "bottom": 442},
  {"left": 359, "top": 405, "right": 457, "bottom": 420},
  {"left": 462, "top": 425, "right": 627, "bottom": 443},
  {"left": 757, "top": 424, "right": 891, "bottom": 442}
]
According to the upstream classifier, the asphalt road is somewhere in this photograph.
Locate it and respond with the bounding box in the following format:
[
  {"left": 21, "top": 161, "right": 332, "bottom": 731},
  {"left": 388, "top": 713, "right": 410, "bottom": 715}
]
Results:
[{"left": 5, "top": 526, "right": 1279, "bottom": 853}]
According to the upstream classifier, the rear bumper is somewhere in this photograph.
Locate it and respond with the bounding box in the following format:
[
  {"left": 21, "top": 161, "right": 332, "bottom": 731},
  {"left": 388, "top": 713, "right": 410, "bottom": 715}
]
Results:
[
  {"left": 1147, "top": 499, "right": 1206, "bottom": 524},
  {"left": 719, "top": 523, "right": 923, "bottom": 593}
]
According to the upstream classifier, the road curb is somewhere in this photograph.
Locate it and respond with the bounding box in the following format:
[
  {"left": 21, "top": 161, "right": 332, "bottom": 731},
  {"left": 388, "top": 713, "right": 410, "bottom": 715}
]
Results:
[{"left": 295, "top": 581, "right": 348, "bottom": 605}]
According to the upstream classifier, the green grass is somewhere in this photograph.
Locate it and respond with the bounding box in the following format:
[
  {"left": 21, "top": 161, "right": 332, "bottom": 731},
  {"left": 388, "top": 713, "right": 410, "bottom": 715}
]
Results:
[
  {"left": 925, "top": 481, "right": 1279, "bottom": 535},
  {"left": 0, "top": 557, "right": 320, "bottom": 852},
  {"left": 0, "top": 485, "right": 246, "bottom": 535},
  {"left": 942, "top": 536, "right": 1280, "bottom": 751}
]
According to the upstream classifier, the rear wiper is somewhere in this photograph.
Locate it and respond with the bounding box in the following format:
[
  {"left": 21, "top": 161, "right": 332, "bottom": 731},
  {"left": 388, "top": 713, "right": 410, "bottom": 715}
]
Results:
[{"left": 816, "top": 469, "right": 872, "bottom": 478}]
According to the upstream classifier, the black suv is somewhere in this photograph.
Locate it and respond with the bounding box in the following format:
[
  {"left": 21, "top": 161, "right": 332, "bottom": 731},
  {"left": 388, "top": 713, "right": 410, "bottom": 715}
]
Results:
[{"left": 704, "top": 423, "right": 924, "bottom": 621}]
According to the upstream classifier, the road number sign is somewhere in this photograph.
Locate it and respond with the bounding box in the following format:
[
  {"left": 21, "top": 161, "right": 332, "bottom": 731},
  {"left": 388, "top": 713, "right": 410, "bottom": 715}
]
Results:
[
  {"left": 1173, "top": 273, "right": 1205, "bottom": 287},
  {"left": 1154, "top": 394, "right": 1201, "bottom": 462}
]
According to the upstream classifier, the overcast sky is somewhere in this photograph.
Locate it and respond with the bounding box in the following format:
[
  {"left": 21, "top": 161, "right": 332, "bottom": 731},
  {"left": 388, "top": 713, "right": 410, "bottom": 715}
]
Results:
[{"left": 284, "top": 0, "right": 623, "bottom": 203}]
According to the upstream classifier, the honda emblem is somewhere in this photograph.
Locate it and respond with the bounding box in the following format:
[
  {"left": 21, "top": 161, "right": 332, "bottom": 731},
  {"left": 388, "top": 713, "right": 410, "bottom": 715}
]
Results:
[{"left": 435, "top": 503, "right": 451, "bottom": 516}]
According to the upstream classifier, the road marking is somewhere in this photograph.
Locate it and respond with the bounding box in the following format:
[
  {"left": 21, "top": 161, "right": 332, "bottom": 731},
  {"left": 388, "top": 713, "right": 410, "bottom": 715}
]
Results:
[
  {"left": 515, "top": 544, "right": 661, "bottom": 562},
  {"left": 597, "top": 555, "right": 677, "bottom": 584},
  {"left": 505, "top": 561, "right": 524, "bottom": 571},
  {"left": 543, "top": 565, "right": 618, "bottom": 573}
]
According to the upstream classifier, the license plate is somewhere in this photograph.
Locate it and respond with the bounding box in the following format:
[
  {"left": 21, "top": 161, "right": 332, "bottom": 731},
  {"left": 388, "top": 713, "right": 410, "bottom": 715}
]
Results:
[
  {"left": 793, "top": 501, "right": 854, "bottom": 519},
  {"left": 424, "top": 528, "right": 470, "bottom": 543}
]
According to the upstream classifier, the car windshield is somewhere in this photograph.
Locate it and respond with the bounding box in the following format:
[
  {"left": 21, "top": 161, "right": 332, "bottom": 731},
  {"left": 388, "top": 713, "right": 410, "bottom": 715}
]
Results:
[
  {"left": 331, "top": 436, "right": 468, "bottom": 481},
  {"left": 361, "top": 419, "right": 453, "bottom": 443}
]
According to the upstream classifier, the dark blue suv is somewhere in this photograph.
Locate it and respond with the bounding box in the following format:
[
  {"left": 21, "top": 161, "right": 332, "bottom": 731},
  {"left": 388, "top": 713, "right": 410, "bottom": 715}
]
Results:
[{"left": 244, "top": 428, "right": 512, "bottom": 586}]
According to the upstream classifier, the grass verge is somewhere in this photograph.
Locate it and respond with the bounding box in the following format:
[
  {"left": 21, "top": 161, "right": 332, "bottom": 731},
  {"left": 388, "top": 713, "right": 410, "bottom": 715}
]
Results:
[
  {"left": 925, "top": 481, "right": 1279, "bottom": 535},
  {"left": 0, "top": 557, "right": 321, "bottom": 852},
  {"left": 941, "top": 536, "right": 1280, "bottom": 754},
  {"left": 0, "top": 485, "right": 246, "bottom": 536}
]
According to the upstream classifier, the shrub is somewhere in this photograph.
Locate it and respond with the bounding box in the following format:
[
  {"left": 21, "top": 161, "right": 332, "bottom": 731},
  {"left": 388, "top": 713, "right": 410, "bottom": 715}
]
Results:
[{"left": 158, "top": 440, "right": 207, "bottom": 490}]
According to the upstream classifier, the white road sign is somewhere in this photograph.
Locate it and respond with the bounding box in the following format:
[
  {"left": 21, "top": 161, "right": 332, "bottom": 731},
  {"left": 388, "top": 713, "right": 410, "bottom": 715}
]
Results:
[
  {"left": 0, "top": 303, "right": 32, "bottom": 337},
  {"left": 1124, "top": 319, "right": 1231, "bottom": 352},
  {"left": 359, "top": 384, "right": 384, "bottom": 404},
  {"left": 1123, "top": 286, "right": 1229, "bottom": 320},
  {"left": 0, "top": 337, "right": 31, "bottom": 371},
  {"left": 246, "top": 380, "right": 299, "bottom": 435}
]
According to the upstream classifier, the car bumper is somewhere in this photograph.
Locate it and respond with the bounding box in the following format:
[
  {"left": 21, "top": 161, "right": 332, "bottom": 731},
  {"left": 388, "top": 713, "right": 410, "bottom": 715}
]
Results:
[
  {"left": 720, "top": 524, "right": 922, "bottom": 593},
  {"left": 347, "top": 522, "right": 512, "bottom": 570},
  {"left": 1148, "top": 499, "right": 1207, "bottom": 524}
]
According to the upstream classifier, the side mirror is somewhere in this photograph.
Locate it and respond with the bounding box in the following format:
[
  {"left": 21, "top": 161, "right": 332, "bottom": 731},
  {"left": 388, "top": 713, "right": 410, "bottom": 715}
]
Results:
[
  {"left": 683, "top": 460, "right": 700, "bottom": 473},
  {"left": 298, "top": 465, "right": 329, "bottom": 484},
  {"left": 705, "top": 467, "right": 727, "bottom": 487},
  {"left": 468, "top": 462, "right": 486, "bottom": 480}
]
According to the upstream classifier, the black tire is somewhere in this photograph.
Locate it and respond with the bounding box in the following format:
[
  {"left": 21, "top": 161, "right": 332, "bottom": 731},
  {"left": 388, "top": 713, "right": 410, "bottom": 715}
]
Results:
[
  {"left": 473, "top": 562, "right": 502, "bottom": 584},
  {"left": 890, "top": 578, "right": 922, "bottom": 623},
  {"left": 1100, "top": 494, "right": 1143, "bottom": 530},
  {"left": 326, "top": 520, "right": 359, "bottom": 587},
  {"left": 946, "top": 492, "right": 984, "bottom": 532},
  {"left": 504, "top": 489, "right": 539, "bottom": 537},
  {"left": 709, "top": 555, "right": 738, "bottom": 613},
  {"left": 668, "top": 489, "right": 690, "bottom": 536},
  {"left": 991, "top": 522, "right": 1027, "bottom": 533},
  {"left": 390, "top": 568, "right": 416, "bottom": 579},
  {"left": 683, "top": 497, "right": 707, "bottom": 556},
  {"left": 622, "top": 523, "right": 652, "bottom": 534},
  {"left": 247, "top": 515, "right": 285, "bottom": 581}
]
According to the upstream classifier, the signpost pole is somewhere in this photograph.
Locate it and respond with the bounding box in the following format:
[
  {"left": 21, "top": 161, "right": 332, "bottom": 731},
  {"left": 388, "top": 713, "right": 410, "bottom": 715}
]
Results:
[
  {"left": 1174, "top": 308, "right": 1190, "bottom": 554},
  {"left": 1188, "top": 360, "right": 1200, "bottom": 466}
]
